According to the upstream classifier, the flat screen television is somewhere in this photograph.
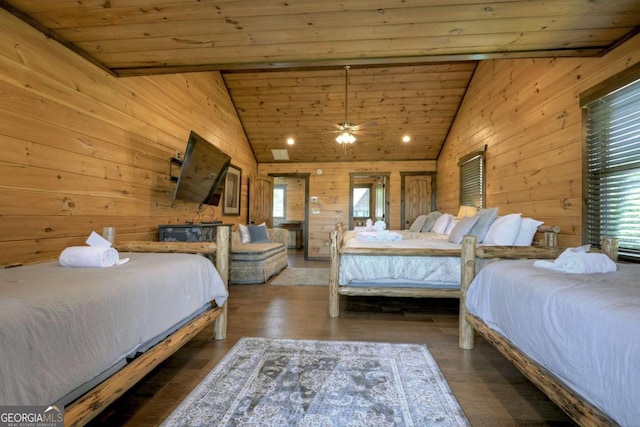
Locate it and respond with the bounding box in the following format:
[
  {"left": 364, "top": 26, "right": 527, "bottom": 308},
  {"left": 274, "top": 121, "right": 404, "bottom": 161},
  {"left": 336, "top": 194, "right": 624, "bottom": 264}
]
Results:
[{"left": 173, "top": 131, "right": 231, "bottom": 206}]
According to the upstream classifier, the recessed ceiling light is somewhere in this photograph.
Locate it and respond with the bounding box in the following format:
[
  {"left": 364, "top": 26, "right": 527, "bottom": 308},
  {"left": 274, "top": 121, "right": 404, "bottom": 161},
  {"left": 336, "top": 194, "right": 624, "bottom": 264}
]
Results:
[
  {"left": 402, "top": 135, "right": 411, "bottom": 143},
  {"left": 286, "top": 138, "right": 295, "bottom": 145}
]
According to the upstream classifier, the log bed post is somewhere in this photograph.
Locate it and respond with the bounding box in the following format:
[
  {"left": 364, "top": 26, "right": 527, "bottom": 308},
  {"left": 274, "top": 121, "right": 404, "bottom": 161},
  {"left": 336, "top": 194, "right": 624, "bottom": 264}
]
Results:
[
  {"left": 459, "top": 235, "right": 477, "bottom": 350},
  {"left": 329, "top": 226, "right": 342, "bottom": 317},
  {"left": 213, "top": 224, "right": 230, "bottom": 340},
  {"left": 601, "top": 237, "right": 619, "bottom": 262}
]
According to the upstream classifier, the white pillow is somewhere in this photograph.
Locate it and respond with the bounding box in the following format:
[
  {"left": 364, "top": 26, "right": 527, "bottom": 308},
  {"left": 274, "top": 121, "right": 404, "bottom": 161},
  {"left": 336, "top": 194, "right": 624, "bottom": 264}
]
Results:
[
  {"left": 444, "top": 218, "right": 458, "bottom": 235},
  {"left": 238, "top": 224, "right": 251, "bottom": 243},
  {"left": 484, "top": 214, "right": 522, "bottom": 245},
  {"left": 513, "top": 218, "right": 544, "bottom": 246},
  {"left": 431, "top": 213, "right": 453, "bottom": 234},
  {"left": 448, "top": 215, "right": 480, "bottom": 244}
]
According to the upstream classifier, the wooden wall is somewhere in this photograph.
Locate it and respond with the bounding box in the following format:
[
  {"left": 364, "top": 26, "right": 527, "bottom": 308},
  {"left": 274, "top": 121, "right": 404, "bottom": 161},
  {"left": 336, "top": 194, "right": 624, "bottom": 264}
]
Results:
[
  {"left": 274, "top": 177, "right": 306, "bottom": 222},
  {"left": 437, "top": 34, "right": 640, "bottom": 247},
  {"left": 0, "top": 9, "right": 256, "bottom": 265},
  {"left": 260, "top": 161, "right": 436, "bottom": 258}
]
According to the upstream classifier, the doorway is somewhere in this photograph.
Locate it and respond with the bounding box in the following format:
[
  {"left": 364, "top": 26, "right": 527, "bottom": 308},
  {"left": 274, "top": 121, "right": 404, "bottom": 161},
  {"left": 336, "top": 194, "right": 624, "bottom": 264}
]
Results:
[
  {"left": 349, "top": 173, "right": 390, "bottom": 230},
  {"left": 400, "top": 172, "right": 436, "bottom": 229},
  {"left": 269, "top": 173, "right": 310, "bottom": 260}
]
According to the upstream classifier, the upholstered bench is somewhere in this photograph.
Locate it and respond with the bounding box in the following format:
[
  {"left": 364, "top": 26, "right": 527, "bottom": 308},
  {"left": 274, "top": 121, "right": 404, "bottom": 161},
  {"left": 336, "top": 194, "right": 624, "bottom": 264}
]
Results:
[{"left": 229, "top": 227, "right": 288, "bottom": 284}]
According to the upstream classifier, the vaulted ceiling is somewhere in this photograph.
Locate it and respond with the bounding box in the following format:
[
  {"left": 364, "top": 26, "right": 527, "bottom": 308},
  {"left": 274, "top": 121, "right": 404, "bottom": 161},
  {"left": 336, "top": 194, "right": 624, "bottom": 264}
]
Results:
[{"left": 3, "top": 0, "right": 639, "bottom": 163}]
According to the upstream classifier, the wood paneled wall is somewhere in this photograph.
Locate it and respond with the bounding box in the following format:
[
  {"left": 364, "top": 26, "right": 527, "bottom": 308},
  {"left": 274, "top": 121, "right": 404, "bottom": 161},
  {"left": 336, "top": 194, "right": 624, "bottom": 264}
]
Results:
[
  {"left": 437, "top": 34, "right": 640, "bottom": 247},
  {"left": 274, "top": 177, "right": 306, "bottom": 222},
  {"left": 260, "top": 161, "right": 436, "bottom": 258},
  {"left": 0, "top": 10, "right": 256, "bottom": 265}
]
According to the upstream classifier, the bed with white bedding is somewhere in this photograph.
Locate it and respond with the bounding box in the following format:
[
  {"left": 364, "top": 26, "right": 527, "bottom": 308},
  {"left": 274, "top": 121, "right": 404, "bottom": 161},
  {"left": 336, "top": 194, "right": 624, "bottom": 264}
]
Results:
[
  {"left": 329, "top": 224, "right": 563, "bottom": 350},
  {"left": 0, "top": 235, "right": 230, "bottom": 427},
  {"left": 466, "top": 255, "right": 639, "bottom": 426},
  {"left": 339, "top": 231, "right": 461, "bottom": 289}
]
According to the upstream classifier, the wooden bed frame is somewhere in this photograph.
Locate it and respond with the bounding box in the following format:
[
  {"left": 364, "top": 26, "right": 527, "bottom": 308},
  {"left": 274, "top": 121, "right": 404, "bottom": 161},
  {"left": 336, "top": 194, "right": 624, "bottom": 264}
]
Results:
[
  {"left": 465, "top": 237, "right": 620, "bottom": 427},
  {"left": 328, "top": 223, "right": 563, "bottom": 350},
  {"left": 61, "top": 225, "right": 231, "bottom": 427}
]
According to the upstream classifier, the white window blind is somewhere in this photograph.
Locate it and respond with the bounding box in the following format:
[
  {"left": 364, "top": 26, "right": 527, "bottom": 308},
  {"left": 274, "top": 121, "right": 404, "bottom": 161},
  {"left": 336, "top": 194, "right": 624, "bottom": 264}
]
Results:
[
  {"left": 584, "top": 77, "right": 640, "bottom": 260},
  {"left": 459, "top": 150, "right": 485, "bottom": 209}
]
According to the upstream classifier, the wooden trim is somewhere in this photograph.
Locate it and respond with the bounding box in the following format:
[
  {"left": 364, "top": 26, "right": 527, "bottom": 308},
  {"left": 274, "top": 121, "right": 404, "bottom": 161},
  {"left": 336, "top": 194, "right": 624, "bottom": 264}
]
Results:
[
  {"left": 466, "top": 313, "right": 617, "bottom": 427},
  {"left": 110, "top": 49, "right": 605, "bottom": 77},
  {"left": 64, "top": 305, "right": 224, "bottom": 427}
]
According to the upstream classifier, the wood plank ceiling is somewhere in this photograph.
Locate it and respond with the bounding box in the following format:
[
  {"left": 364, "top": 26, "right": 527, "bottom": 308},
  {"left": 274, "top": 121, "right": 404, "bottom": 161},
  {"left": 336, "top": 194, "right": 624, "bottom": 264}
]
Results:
[{"left": 3, "top": 0, "right": 639, "bottom": 163}]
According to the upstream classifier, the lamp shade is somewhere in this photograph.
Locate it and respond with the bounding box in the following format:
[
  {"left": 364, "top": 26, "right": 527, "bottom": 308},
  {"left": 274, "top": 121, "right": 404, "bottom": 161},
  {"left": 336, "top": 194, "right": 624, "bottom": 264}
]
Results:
[
  {"left": 456, "top": 205, "right": 477, "bottom": 220},
  {"left": 336, "top": 131, "right": 356, "bottom": 144}
]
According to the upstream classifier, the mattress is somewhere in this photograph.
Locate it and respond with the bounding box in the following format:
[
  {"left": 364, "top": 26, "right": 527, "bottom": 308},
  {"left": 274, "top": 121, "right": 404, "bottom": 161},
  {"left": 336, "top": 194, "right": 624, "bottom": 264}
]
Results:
[
  {"left": 466, "top": 260, "right": 640, "bottom": 426},
  {"left": 0, "top": 252, "right": 228, "bottom": 406}
]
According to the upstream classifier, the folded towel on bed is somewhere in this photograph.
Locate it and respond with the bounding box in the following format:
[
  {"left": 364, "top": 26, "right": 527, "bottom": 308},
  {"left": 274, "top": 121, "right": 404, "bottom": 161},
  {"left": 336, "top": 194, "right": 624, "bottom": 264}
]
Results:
[
  {"left": 59, "top": 246, "right": 127, "bottom": 268},
  {"left": 561, "top": 252, "right": 617, "bottom": 274},
  {"left": 533, "top": 245, "right": 616, "bottom": 274}
]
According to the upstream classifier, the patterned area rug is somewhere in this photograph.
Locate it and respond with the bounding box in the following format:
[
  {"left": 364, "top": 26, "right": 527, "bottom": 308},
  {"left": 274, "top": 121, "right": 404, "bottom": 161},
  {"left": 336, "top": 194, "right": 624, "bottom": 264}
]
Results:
[
  {"left": 270, "top": 267, "right": 329, "bottom": 286},
  {"left": 162, "top": 337, "right": 470, "bottom": 426}
]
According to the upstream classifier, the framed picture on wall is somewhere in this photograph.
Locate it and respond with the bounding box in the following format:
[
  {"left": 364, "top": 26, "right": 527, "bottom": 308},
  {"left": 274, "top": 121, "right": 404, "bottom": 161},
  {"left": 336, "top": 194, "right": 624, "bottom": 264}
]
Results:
[{"left": 223, "top": 164, "right": 241, "bottom": 215}]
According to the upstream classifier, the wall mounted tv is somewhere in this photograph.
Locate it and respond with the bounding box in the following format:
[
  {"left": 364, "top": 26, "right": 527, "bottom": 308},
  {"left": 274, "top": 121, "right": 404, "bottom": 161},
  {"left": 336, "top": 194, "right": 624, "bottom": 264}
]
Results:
[{"left": 172, "top": 131, "right": 231, "bottom": 206}]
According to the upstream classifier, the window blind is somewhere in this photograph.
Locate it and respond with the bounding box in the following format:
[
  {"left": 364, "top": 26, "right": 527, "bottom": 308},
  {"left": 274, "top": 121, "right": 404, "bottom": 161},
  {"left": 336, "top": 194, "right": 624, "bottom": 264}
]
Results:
[
  {"left": 459, "top": 151, "right": 485, "bottom": 208},
  {"left": 585, "top": 77, "right": 640, "bottom": 260}
]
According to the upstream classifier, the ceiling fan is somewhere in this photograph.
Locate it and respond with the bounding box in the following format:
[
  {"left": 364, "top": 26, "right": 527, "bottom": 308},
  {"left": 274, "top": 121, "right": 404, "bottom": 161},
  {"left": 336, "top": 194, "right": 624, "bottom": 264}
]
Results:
[{"left": 330, "top": 65, "right": 377, "bottom": 145}]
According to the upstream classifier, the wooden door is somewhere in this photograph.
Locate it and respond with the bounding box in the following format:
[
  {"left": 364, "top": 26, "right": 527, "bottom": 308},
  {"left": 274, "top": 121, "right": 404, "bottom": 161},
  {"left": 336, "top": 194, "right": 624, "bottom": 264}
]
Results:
[
  {"left": 250, "top": 175, "right": 273, "bottom": 227},
  {"left": 402, "top": 174, "right": 434, "bottom": 229}
]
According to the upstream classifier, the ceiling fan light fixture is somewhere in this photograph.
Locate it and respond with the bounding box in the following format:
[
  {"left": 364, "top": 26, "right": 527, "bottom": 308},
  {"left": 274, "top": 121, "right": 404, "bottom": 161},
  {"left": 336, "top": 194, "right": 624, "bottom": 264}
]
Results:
[{"left": 336, "top": 131, "right": 356, "bottom": 144}]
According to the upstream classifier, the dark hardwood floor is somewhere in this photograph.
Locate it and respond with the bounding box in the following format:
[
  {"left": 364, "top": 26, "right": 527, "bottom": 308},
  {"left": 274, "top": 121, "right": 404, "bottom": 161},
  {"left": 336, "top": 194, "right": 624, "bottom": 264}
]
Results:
[{"left": 88, "top": 249, "right": 575, "bottom": 426}]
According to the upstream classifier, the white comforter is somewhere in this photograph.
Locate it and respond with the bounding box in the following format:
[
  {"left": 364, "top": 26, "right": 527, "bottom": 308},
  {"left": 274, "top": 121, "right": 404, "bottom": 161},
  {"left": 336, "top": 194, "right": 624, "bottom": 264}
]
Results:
[
  {"left": 466, "top": 260, "right": 640, "bottom": 426},
  {"left": 0, "top": 252, "right": 228, "bottom": 406},
  {"left": 340, "top": 233, "right": 461, "bottom": 287}
]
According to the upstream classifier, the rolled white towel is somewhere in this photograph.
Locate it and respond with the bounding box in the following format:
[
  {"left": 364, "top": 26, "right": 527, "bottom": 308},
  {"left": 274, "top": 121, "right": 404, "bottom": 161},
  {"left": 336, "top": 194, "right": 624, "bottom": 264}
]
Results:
[
  {"left": 59, "top": 246, "right": 122, "bottom": 268},
  {"left": 562, "top": 252, "right": 617, "bottom": 274},
  {"left": 534, "top": 244, "right": 591, "bottom": 271}
]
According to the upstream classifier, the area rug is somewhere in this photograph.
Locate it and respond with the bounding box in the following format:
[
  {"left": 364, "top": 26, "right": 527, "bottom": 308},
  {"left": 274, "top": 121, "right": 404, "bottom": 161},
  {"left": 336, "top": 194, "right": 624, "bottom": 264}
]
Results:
[
  {"left": 162, "top": 337, "right": 470, "bottom": 426},
  {"left": 270, "top": 267, "right": 329, "bottom": 286}
]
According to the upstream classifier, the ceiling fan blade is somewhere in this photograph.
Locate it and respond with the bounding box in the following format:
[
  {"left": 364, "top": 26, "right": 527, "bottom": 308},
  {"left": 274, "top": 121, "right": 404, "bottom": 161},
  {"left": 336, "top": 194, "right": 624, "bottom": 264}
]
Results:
[
  {"left": 321, "top": 120, "right": 343, "bottom": 130},
  {"left": 353, "top": 130, "right": 381, "bottom": 136},
  {"left": 351, "top": 121, "right": 378, "bottom": 131}
]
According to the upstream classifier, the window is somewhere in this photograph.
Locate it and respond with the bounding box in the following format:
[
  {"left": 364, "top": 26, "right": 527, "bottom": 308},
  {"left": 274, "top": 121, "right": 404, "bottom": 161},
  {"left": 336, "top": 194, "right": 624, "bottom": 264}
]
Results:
[
  {"left": 459, "top": 149, "right": 486, "bottom": 209},
  {"left": 273, "top": 184, "right": 286, "bottom": 220},
  {"left": 353, "top": 186, "right": 371, "bottom": 218},
  {"left": 583, "top": 71, "right": 640, "bottom": 261}
]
